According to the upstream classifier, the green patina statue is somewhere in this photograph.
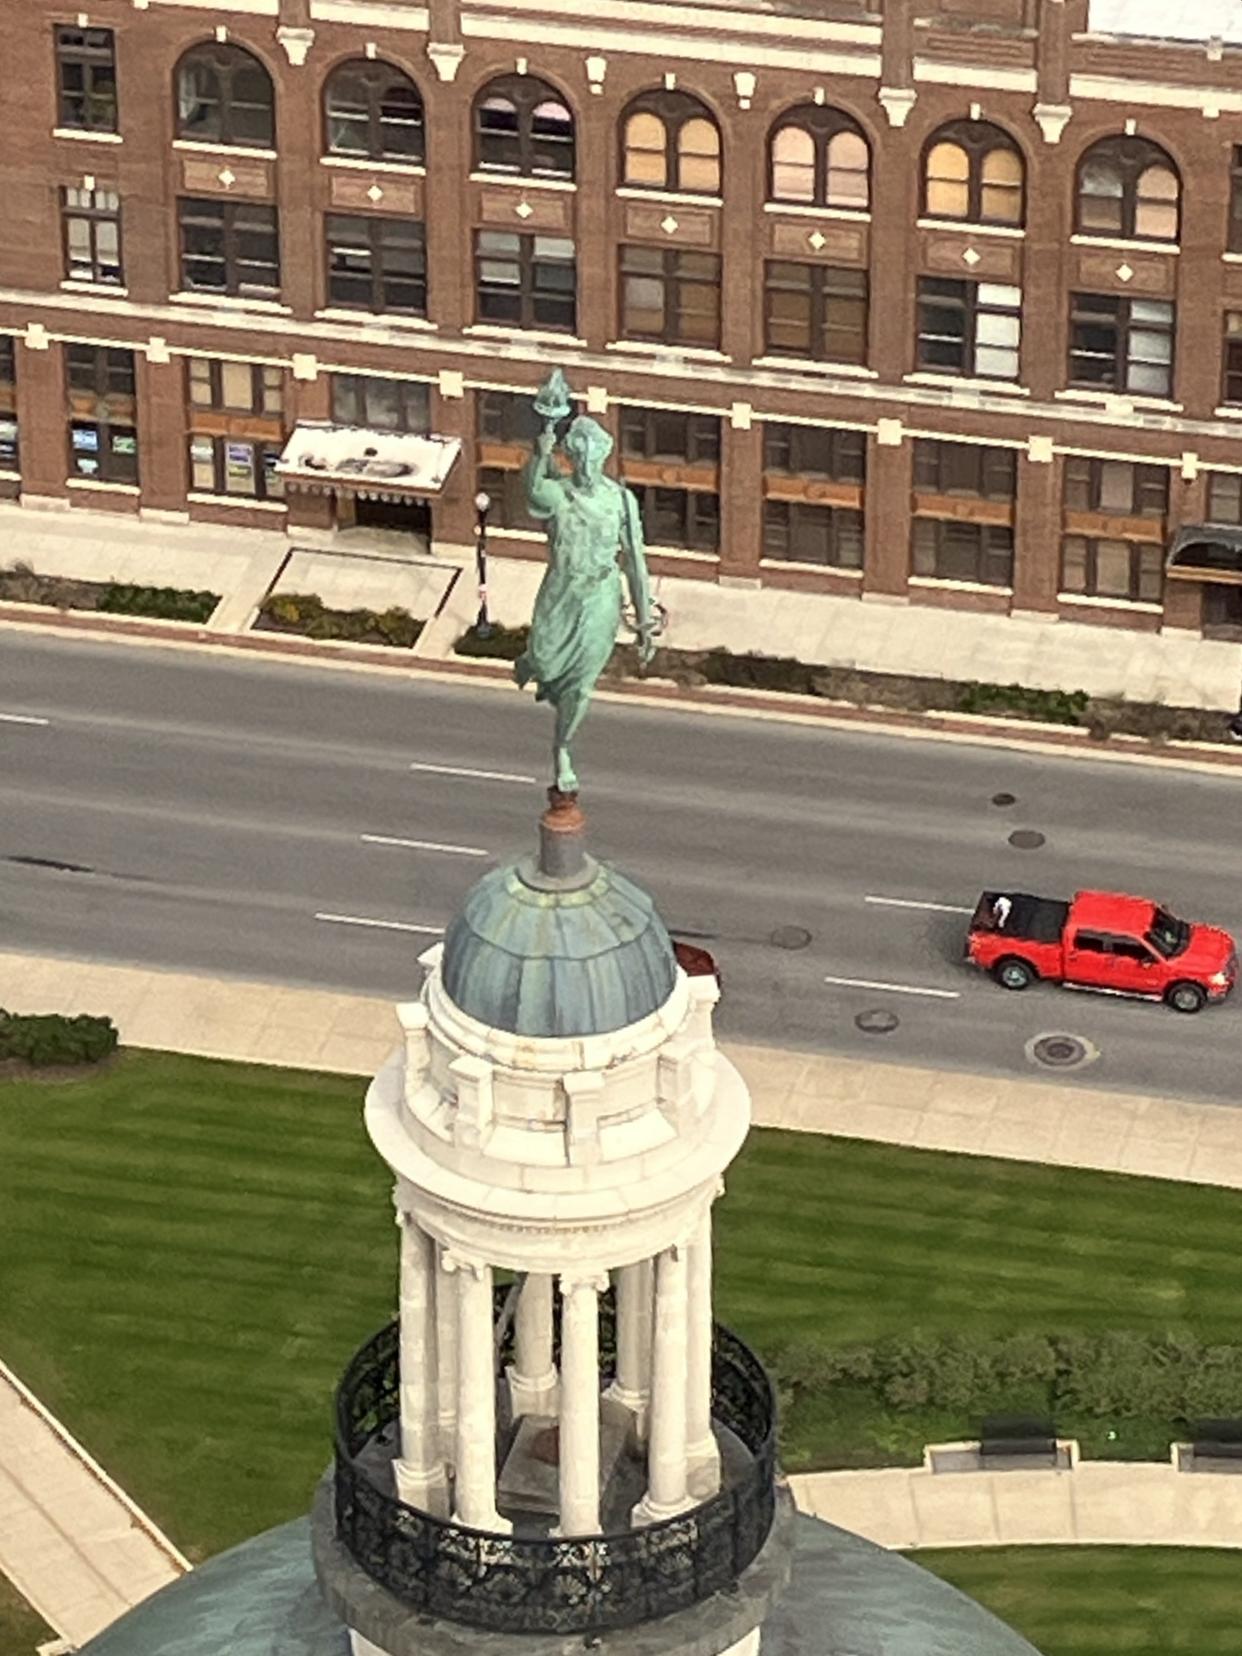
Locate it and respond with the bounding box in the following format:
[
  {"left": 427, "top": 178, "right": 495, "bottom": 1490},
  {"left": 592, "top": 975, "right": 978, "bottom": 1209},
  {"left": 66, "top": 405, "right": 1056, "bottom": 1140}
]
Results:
[{"left": 514, "top": 369, "right": 657, "bottom": 796}]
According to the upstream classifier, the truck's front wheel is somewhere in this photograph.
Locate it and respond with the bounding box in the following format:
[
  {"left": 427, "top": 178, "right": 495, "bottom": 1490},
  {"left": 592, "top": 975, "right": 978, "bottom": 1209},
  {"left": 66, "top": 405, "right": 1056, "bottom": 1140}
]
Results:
[
  {"left": 1166, "top": 981, "right": 1206, "bottom": 1014},
  {"left": 995, "top": 957, "right": 1036, "bottom": 991}
]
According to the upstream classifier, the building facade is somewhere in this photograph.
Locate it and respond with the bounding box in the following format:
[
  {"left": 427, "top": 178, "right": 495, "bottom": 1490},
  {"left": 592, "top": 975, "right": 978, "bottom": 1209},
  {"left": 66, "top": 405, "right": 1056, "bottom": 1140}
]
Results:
[{"left": 6, "top": 0, "right": 1242, "bottom": 638}]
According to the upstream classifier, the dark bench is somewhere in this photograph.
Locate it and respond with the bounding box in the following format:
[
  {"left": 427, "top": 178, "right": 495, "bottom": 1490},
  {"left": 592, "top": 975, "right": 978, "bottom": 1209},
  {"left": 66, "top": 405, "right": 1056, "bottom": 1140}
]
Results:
[
  {"left": 979, "top": 1416, "right": 1058, "bottom": 1464},
  {"left": 1191, "top": 1420, "right": 1242, "bottom": 1465}
]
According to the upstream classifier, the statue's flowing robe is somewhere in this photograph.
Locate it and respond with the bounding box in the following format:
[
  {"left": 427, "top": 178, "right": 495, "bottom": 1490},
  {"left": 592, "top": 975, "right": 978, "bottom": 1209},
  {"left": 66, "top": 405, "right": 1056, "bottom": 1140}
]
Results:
[{"left": 521, "top": 477, "right": 634, "bottom": 708}]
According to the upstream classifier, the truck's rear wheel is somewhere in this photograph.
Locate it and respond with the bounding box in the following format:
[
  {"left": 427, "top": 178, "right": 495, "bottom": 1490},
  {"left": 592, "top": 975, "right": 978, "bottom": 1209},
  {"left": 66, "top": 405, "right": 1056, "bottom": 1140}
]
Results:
[
  {"left": 995, "top": 957, "right": 1036, "bottom": 991},
  {"left": 1166, "top": 981, "right": 1206, "bottom": 1014}
]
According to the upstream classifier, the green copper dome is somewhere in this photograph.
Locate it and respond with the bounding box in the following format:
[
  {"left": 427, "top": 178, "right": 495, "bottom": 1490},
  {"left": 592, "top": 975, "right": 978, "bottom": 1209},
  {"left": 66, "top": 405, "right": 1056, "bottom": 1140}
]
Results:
[{"left": 439, "top": 855, "right": 678, "bottom": 1038}]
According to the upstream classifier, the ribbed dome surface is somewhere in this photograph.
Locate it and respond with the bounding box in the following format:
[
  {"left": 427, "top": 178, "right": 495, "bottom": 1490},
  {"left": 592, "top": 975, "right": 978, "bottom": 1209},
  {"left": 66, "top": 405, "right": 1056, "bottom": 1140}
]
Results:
[{"left": 440, "top": 858, "right": 678, "bottom": 1038}]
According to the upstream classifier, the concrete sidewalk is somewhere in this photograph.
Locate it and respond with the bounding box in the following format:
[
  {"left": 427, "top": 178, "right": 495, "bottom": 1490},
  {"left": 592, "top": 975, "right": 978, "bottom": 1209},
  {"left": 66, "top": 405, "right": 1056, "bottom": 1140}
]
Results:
[
  {"left": 0, "top": 1360, "right": 188, "bottom": 1650},
  {"left": 3, "top": 500, "right": 1239, "bottom": 712},
  {"left": 3, "top": 949, "right": 1242, "bottom": 1191}
]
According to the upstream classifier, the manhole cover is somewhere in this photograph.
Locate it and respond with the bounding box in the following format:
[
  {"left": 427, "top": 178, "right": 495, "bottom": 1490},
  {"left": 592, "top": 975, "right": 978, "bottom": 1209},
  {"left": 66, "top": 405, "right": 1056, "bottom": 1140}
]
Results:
[
  {"left": 1026, "top": 1033, "right": 1098, "bottom": 1070},
  {"left": 770, "top": 925, "right": 812, "bottom": 950},
  {"left": 855, "top": 1008, "right": 899, "bottom": 1035},
  {"left": 1008, "top": 829, "right": 1046, "bottom": 850},
  {"left": 992, "top": 792, "right": 1016, "bottom": 807}
]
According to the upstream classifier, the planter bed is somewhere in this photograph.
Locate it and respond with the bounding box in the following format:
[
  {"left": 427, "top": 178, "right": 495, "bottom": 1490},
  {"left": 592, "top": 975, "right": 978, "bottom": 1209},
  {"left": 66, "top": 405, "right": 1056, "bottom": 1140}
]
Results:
[
  {"left": 455, "top": 624, "right": 1237, "bottom": 747},
  {"left": 255, "top": 592, "right": 423, "bottom": 649},
  {"left": 0, "top": 564, "right": 220, "bottom": 625}
]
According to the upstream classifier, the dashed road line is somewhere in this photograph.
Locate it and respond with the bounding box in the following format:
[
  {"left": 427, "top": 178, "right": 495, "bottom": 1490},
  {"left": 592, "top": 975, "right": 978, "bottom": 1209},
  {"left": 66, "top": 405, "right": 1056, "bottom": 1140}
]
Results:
[
  {"left": 315, "top": 912, "right": 446, "bottom": 935},
  {"left": 864, "top": 894, "right": 974, "bottom": 915},
  {"left": 823, "top": 973, "right": 962, "bottom": 1000},
  {"left": 409, "top": 760, "right": 536, "bottom": 785},
  {"left": 0, "top": 713, "right": 50, "bottom": 726},
  {"left": 360, "top": 833, "right": 488, "bottom": 858}
]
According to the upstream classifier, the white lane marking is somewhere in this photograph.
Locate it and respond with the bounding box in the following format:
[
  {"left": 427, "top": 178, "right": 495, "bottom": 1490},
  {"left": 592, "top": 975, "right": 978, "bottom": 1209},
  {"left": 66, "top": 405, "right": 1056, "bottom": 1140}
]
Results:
[
  {"left": 409, "top": 760, "right": 536, "bottom": 785},
  {"left": 865, "top": 895, "right": 974, "bottom": 915},
  {"left": 361, "top": 833, "right": 488, "bottom": 858},
  {"left": 315, "top": 912, "right": 446, "bottom": 935},
  {"left": 0, "top": 713, "right": 50, "bottom": 726},
  {"left": 823, "top": 973, "right": 962, "bottom": 1000}
]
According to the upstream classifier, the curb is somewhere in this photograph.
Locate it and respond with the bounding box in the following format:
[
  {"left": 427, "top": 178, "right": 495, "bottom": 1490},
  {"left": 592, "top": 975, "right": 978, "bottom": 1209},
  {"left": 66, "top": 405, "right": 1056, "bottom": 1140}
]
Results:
[{"left": 4, "top": 600, "right": 1242, "bottom": 776}]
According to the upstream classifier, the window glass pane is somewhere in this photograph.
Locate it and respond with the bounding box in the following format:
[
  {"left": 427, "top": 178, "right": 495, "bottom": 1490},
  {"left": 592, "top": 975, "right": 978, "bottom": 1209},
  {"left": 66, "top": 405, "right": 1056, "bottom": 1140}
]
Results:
[
  {"left": 261, "top": 366, "right": 283, "bottom": 415},
  {"left": 678, "top": 118, "right": 720, "bottom": 194},
  {"left": 771, "top": 126, "right": 815, "bottom": 202},
  {"left": 624, "top": 113, "right": 667, "bottom": 186},
  {"left": 188, "top": 360, "right": 214, "bottom": 407},
  {"left": 1137, "top": 546, "right": 1163, "bottom": 603},
  {"left": 1097, "top": 462, "right": 1133, "bottom": 514},
  {"left": 189, "top": 436, "right": 215, "bottom": 491},
  {"left": 1061, "top": 536, "right": 1087, "bottom": 591},
  {"left": 826, "top": 131, "right": 869, "bottom": 210},
  {"left": 224, "top": 440, "right": 256, "bottom": 494},
  {"left": 1094, "top": 539, "right": 1132, "bottom": 597},
  {"left": 220, "top": 361, "right": 253, "bottom": 409},
  {"left": 1079, "top": 156, "right": 1124, "bottom": 233}
]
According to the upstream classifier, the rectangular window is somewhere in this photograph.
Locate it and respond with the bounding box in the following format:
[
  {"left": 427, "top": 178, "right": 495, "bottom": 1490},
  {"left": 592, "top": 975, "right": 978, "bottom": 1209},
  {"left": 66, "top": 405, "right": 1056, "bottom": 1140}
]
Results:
[
  {"left": 55, "top": 25, "right": 117, "bottom": 133},
  {"left": 476, "top": 464, "right": 533, "bottom": 532},
  {"left": 1223, "top": 311, "right": 1242, "bottom": 406},
  {"left": 69, "top": 419, "right": 137, "bottom": 483},
  {"left": 62, "top": 187, "right": 122, "bottom": 286},
  {"left": 628, "top": 484, "right": 719, "bottom": 553},
  {"left": 1068, "top": 293, "right": 1175, "bottom": 398},
  {"left": 67, "top": 343, "right": 135, "bottom": 399},
  {"left": 478, "top": 389, "right": 552, "bottom": 446},
  {"left": 179, "top": 198, "right": 280, "bottom": 300},
  {"left": 912, "top": 519, "right": 1014, "bottom": 587},
  {"left": 763, "top": 423, "right": 866, "bottom": 483},
  {"left": 1231, "top": 147, "right": 1242, "bottom": 255},
  {"left": 916, "top": 277, "right": 1022, "bottom": 381},
  {"left": 763, "top": 500, "right": 863, "bottom": 568},
  {"left": 187, "top": 434, "right": 284, "bottom": 500},
  {"left": 475, "top": 231, "right": 576, "bottom": 334},
  {"left": 764, "top": 262, "right": 868, "bottom": 365},
  {"left": 1207, "top": 473, "right": 1242, "bottom": 526},
  {"left": 187, "top": 358, "right": 284, "bottom": 416},
  {"left": 1062, "top": 457, "right": 1168, "bottom": 519},
  {"left": 619, "top": 246, "right": 722, "bottom": 349},
  {"left": 619, "top": 407, "right": 720, "bottom": 466},
  {"left": 331, "top": 373, "right": 430, "bottom": 432},
  {"left": 913, "top": 439, "right": 1017, "bottom": 501},
  {"left": 0, "top": 336, "right": 17, "bottom": 473},
  {"left": 1061, "top": 535, "right": 1163, "bottom": 603},
  {"left": 326, "top": 214, "right": 427, "bottom": 316}
]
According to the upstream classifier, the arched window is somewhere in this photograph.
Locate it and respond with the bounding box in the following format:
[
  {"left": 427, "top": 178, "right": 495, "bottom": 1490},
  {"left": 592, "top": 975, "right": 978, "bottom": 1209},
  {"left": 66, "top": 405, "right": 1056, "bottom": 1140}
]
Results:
[
  {"left": 323, "top": 59, "right": 424, "bottom": 163},
  {"left": 175, "top": 42, "right": 274, "bottom": 149},
  {"left": 1076, "top": 136, "right": 1180, "bottom": 243},
  {"left": 620, "top": 91, "right": 721, "bottom": 196},
  {"left": 769, "top": 106, "right": 870, "bottom": 211},
  {"left": 474, "top": 74, "right": 574, "bottom": 179},
  {"left": 921, "top": 120, "right": 1024, "bottom": 227}
]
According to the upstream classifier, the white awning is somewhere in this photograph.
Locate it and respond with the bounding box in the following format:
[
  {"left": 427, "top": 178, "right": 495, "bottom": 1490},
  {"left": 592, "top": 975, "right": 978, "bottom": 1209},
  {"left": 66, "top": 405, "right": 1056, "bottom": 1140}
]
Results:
[
  {"left": 275, "top": 422, "right": 462, "bottom": 498},
  {"left": 1088, "top": 0, "right": 1242, "bottom": 42}
]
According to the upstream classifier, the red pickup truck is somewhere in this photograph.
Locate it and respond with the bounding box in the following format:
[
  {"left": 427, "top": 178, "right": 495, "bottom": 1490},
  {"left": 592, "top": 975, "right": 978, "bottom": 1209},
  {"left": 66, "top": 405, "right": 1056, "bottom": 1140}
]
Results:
[{"left": 967, "top": 889, "right": 1237, "bottom": 1014}]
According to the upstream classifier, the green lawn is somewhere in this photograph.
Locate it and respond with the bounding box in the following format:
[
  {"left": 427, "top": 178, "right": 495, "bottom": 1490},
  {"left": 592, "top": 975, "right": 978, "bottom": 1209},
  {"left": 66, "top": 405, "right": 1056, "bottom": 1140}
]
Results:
[
  {"left": 913, "top": 1546, "right": 1242, "bottom": 1654},
  {"left": 0, "top": 1571, "right": 54, "bottom": 1656},
  {"left": 4, "top": 1053, "right": 1242, "bottom": 1558}
]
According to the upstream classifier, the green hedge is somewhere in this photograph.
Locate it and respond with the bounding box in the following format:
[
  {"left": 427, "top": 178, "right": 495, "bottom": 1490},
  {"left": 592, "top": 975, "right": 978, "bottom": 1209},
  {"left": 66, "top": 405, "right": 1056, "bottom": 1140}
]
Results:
[
  {"left": 0, "top": 1011, "right": 118, "bottom": 1067},
  {"left": 454, "top": 622, "right": 529, "bottom": 661},
  {"left": 98, "top": 583, "right": 220, "bottom": 624},
  {"left": 258, "top": 593, "right": 423, "bottom": 648},
  {"left": 768, "top": 1330, "right": 1242, "bottom": 1428},
  {"left": 957, "top": 681, "right": 1090, "bottom": 726}
]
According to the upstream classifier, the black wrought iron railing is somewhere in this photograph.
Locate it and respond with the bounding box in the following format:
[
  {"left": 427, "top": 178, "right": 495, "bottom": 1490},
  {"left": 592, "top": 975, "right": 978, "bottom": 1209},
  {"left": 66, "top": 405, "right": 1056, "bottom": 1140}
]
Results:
[{"left": 332, "top": 1292, "right": 777, "bottom": 1634}]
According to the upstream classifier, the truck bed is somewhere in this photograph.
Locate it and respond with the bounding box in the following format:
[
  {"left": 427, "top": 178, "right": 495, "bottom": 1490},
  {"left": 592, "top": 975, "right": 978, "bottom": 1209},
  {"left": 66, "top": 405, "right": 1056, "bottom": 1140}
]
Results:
[{"left": 971, "top": 891, "right": 1069, "bottom": 944}]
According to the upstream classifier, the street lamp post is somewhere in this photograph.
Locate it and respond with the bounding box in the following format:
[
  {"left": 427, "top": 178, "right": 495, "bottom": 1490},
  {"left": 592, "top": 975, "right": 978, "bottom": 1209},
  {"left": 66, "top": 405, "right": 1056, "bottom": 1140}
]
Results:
[{"left": 473, "top": 489, "right": 493, "bottom": 640}]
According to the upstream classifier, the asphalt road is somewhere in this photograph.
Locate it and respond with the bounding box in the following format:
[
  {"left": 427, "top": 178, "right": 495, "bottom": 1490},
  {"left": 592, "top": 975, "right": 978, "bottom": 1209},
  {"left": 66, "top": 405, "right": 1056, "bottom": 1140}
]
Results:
[{"left": 3, "top": 631, "right": 1242, "bottom": 1106}]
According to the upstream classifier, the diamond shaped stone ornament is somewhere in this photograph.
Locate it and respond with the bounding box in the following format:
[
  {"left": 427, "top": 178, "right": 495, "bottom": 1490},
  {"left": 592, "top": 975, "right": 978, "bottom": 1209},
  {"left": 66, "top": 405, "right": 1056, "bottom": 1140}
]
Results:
[
  {"left": 367, "top": 184, "right": 384, "bottom": 203},
  {"left": 217, "top": 167, "right": 235, "bottom": 188},
  {"left": 962, "top": 247, "right": 981, "bottom": 267},
  {"left": 516, "top": 200, "right": 534, "bottom": 219},
  {"left": 1116, "top": 263, "right": 1134, "bottom": 282},
  {"left": 660, "top": 215, "right": 678, "bottom": 234},
  {"left": 807, "top": 231, "right": 826, "bottom": 251}
]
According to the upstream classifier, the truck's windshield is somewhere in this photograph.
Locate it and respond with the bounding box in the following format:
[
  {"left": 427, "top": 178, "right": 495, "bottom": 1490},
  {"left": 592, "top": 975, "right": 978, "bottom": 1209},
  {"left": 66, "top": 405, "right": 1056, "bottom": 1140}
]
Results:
[{"left": 1146, "top": 907, "right": 1190, "bottom": 958}]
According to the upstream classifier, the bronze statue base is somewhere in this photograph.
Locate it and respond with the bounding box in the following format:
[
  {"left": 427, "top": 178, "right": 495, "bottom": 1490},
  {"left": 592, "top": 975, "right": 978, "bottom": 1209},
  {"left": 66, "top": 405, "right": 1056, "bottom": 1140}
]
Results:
[{"left": 537, "top": 787, "right": 588, "bottom": 880}]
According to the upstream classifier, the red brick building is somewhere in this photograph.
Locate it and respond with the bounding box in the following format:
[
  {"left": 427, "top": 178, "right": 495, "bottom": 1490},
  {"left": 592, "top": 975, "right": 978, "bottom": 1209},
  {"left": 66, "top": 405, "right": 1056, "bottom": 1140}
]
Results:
[{"left": 6, "top": 0, "right": 1242, "bottom": 639}]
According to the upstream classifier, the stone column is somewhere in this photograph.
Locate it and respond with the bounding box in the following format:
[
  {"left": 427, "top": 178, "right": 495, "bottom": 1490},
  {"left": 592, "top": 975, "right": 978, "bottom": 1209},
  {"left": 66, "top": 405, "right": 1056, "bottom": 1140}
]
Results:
[
  {"left": 394, "top": 1213, "right": 448, "bottom": 1515},
  {"left": 556, "top": 1273, "right": 606, "bottom": 1536},
  {"left": 606, "top": 1259, "right": 653, "bottom": 1440},
  {"left": 450, "top": 1255, "right": 509, "bottom": 1532},
  {"left": 436, "top": 1244, "right": 458, "bottom": 1469},
  {"left": 632, "top": 1244, "right": 693, "bottom": 1525},
  {"left": 507, "top": 1272, "right": 558, "bottom": 1418},
  {"left": 685, "top": 1213, "right": 720, "bottom": 1498}
]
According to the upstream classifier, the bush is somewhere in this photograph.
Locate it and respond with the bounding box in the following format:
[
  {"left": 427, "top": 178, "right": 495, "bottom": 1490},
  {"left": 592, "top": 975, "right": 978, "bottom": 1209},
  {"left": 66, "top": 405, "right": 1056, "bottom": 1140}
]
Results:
[
  {"left": 257, "top": 592, "right": 422, "bottom": 648},
  {"left": 98, "top": 583, "right": 220, "bottom": 624},
  {"left": 0, "top": 1010, "right": 118, "bottom": 1067},
  {"left": 454, "top": 623, "right": 530, "bottom": 661},
  {"left": 956, "top": 681, "right": 1090, "bottom": 726}
]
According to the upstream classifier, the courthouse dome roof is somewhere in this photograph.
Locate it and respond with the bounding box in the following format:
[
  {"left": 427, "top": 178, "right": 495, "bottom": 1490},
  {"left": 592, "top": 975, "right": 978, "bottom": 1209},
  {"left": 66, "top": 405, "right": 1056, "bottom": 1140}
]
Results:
[{"left": 439, "top": 854, "right": 678, "bottom": 1039}]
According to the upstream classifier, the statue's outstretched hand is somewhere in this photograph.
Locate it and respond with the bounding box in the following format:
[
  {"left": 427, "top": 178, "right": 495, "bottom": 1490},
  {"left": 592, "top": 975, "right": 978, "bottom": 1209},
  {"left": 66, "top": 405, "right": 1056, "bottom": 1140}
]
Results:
[
  {"left": 536, "top": 429, "right": 557, "bottom": 458},
  {"left": 637, "top": 625, "right": 658, "bottom": 670}
]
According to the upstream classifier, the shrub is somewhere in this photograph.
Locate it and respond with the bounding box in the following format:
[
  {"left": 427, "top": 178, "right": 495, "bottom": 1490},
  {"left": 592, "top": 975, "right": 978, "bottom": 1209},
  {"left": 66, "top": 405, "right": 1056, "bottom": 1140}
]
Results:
[
  {"left": 98, "top": 583, "right": 220, "bottom": 624},
  {"left": 454, "top": 623, "right": 530, "bottom": 661},
  {"left": 956, "top": 681, "right": 1090, "bottom": 726},
  {"left": 0, "top": 1010, "right": 118, "bottom": 1067},
  {"left": 258, "top": 592, "right": 422, "bottom": 648}
]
